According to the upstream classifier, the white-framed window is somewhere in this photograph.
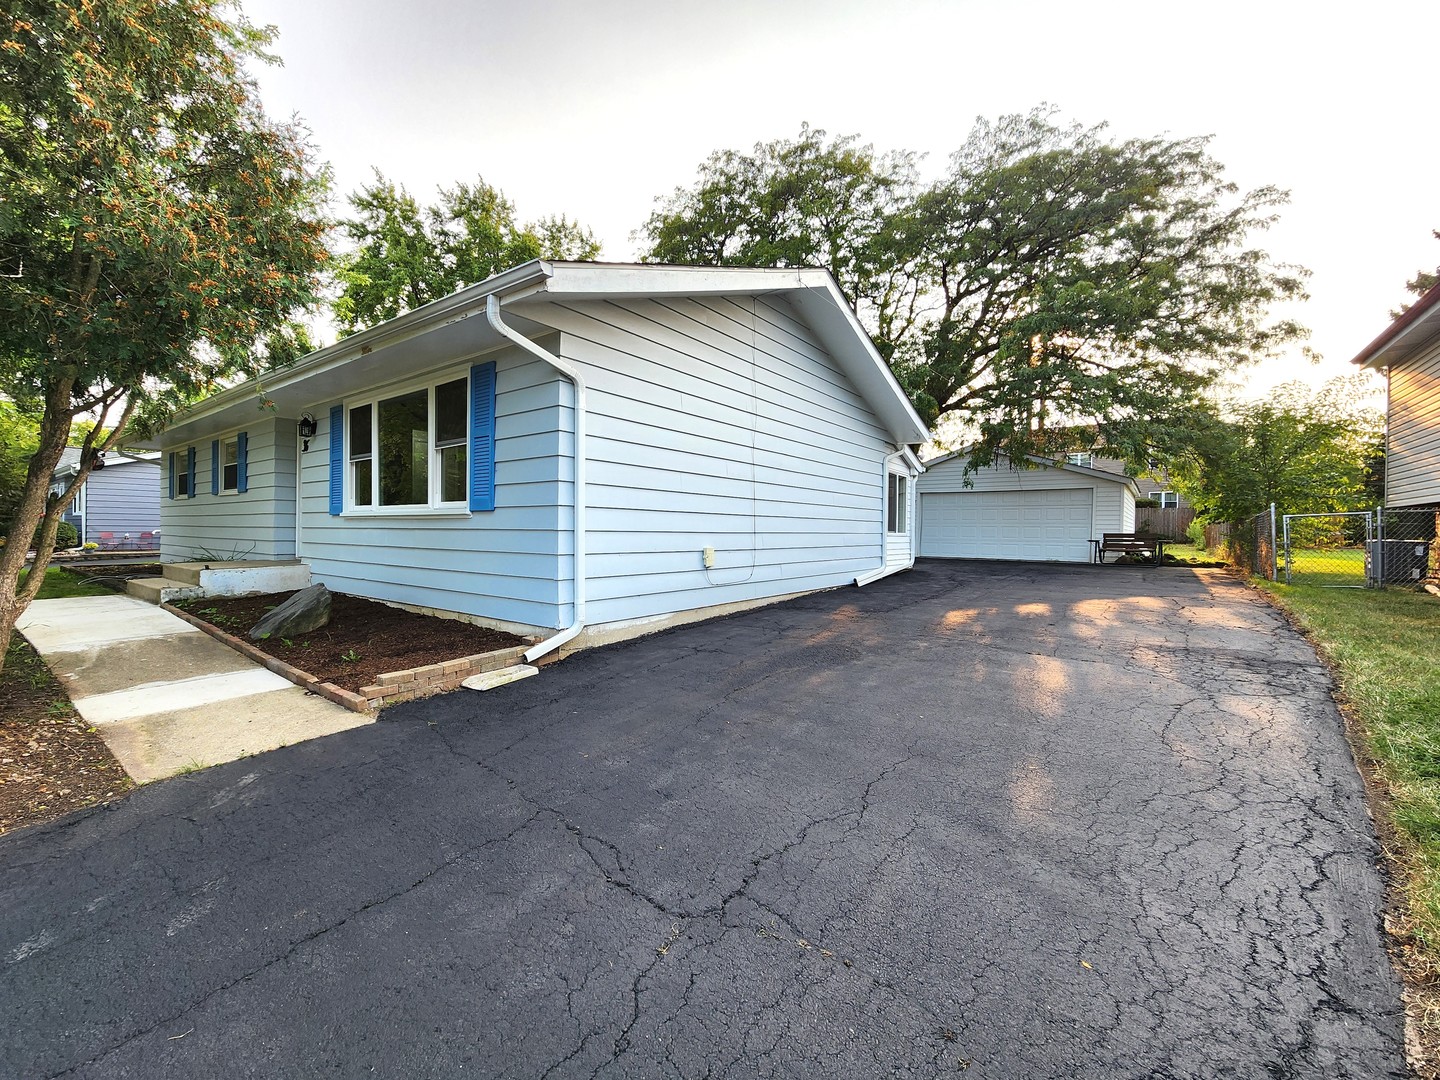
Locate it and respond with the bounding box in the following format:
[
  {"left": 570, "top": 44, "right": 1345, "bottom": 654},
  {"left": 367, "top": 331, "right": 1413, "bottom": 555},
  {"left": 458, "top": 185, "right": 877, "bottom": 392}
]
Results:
[
  {"left": 346, "top": 375, "right": 469, "bottom": 511},
  {"left": 176, "top": 453, "right": 191, "bottom": 497},
  {"left": 1065, "top": 452, "right": 1094, "bottom": 468},
  {"left": 1149, "top": 490, "right": 1179, "bottom": 508},
  {"left": 221, "top": 438, "right": 240, "bottom": 492},
  {"left": 886, "top": 473, "right": 908, "bottom": 534}
]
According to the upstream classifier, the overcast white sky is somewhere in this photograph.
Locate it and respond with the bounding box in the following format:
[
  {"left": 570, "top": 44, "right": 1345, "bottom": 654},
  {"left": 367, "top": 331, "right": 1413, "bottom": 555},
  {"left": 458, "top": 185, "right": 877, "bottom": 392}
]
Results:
[{"left": 240, "top": 0, "right": 1439, "bottom": 401}]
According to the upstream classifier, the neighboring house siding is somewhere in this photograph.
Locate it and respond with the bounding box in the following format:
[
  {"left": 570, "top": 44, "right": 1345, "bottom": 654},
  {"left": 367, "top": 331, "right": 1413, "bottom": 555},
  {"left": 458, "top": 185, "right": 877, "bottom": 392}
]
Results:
[
  {"left": 84, "top": 461, "right": 161, "bottom": 541},
  {"left": 294, "top": 348, "right": 569, "bottom": 632},
  {"left": 918, "top": 457, "right": 1131, "bottom": 538},
  {"left": 544, "top": 294, "right": 893, "bottom": 627},
  {"left": 160, "top": 419, "right": 297, "bottom": 561},
  {"left": 1387, "top": 341, "right": 1440, "bottom": 507}
]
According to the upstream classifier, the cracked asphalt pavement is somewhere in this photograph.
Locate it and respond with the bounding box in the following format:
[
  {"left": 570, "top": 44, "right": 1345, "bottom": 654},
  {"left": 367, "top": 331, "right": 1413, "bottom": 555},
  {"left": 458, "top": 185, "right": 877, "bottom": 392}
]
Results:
[{"left": 0, "top": 561, "right": 1404, "bottom": 1078}]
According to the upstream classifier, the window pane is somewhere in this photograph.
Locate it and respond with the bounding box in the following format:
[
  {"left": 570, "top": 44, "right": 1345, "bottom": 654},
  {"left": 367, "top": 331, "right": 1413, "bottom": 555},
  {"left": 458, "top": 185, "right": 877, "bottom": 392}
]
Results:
[
  {"left": 223, "top": 464, "right": 238, "bottom": 490},
  {"left": 353, "top": 459, "right": 372, "bottom": 507},
  {"left": 349, "top": 404, "right": 371, "bottom": 460},
  {"left": 439, "top": 444, "right": 467, "bottom": 503},
  {"left": 378, "top": 389, "right": 428, "bottom": 506},
  {"left": 435, "top": 378, "right": 467, "bottom": 446}
]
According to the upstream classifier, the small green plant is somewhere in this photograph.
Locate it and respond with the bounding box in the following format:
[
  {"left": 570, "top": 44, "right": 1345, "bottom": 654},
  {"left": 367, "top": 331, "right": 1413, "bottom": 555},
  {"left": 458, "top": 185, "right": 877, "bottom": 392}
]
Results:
[
  {"left": 46, "top": 699, "right": 71, "bottom": 717},
  {"left": 190, "top": 542, "right": 257, "bottom": 563},
  {"left": 280, "top": 637, "right": 293, "bottom": 647},
  {"left": 340, "top": 648, "right": 361, "bottom": 663}
]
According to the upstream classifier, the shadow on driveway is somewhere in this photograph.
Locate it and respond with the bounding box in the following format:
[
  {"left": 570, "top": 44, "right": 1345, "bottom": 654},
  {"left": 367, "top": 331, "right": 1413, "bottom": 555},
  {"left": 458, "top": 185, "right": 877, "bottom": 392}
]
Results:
[{"left": 0, "top": 560, "right": 1404, "bottom": 1078}]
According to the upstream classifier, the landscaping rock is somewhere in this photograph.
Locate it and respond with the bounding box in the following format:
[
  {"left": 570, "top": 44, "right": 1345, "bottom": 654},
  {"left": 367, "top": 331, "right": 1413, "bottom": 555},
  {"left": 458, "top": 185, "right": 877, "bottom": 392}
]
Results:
[{"left": 250, "top": 583, "right": 331, "bottom": 641}]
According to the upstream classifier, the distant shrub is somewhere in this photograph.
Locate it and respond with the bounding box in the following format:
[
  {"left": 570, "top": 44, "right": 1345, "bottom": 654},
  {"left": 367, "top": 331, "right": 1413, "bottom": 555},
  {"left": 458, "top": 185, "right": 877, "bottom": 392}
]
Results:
[
  {"left": 1186, "top": 518, "right": 1206, "bottom": 549},
  {"left": 42, "top": 521, "right": 80, "bottom": 550}
]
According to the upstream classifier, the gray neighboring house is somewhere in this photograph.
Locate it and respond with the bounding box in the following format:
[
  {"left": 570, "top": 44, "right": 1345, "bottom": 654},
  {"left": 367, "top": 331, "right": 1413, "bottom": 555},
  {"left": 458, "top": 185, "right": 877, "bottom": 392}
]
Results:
[
  {"left": 50, "top": 448, "right": 162, "bottom": 549},
  {"left": 1352, "top": 278, "right": 1440, "bottom": 511}
]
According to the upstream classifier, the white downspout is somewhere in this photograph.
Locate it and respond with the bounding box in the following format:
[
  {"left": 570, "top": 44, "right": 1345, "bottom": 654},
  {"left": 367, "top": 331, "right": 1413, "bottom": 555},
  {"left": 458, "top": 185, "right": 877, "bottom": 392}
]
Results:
[
  {"left": 485, "top": 294, "right": 587, "bottom": 663},
  {"left": 855, "top": 448, "right": 907, "bottom": 587}
]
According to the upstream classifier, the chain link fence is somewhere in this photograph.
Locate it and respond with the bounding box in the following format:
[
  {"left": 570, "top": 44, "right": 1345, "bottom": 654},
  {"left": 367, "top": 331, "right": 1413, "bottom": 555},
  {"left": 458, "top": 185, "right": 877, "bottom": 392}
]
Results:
[
  {"left": 1371, "top": 505, "right": 1439, "bottom": 586},
  {"left": 1281, "top": 512, "right": 1371, "bottom": 587},
  {"left": 1198, "top": 504, "right": 1439, "bottom": 588},
  {"left": 1210, "top": 506, "right": 1277, "bottom": 580}
]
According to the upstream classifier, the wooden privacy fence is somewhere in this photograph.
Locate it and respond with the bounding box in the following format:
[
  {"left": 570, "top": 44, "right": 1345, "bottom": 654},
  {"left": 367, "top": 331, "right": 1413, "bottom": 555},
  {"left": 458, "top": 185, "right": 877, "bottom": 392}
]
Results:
[{"left": 1135, "top": 506, "right": 1195, "bottom": 539}]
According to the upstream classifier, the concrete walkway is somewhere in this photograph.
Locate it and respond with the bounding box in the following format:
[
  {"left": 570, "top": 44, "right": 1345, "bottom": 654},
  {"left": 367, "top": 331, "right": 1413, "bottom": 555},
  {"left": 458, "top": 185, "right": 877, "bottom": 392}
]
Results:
[{"left": 16, "top": 594, "right": 370, "bottom": 783}]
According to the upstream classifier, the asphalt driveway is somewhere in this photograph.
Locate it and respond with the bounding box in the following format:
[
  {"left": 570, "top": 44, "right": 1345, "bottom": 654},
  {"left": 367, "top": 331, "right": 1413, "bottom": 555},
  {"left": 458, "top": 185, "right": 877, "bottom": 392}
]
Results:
[{"left": 1, "top": 561, "right": 1404, "bottom": 1078}]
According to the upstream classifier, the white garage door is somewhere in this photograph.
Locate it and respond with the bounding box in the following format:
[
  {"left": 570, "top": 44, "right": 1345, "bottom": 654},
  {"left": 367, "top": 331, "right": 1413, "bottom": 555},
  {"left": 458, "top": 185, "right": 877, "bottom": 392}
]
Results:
[{"left": 920, "top": 488, "right": 1095, "bottom": 563}]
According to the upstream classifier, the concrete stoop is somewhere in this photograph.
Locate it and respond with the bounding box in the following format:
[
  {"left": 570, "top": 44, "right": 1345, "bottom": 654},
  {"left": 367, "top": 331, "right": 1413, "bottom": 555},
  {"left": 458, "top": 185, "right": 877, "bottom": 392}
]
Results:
[{"left": 127, "top": 560, "right": 310, "bottom": 605}]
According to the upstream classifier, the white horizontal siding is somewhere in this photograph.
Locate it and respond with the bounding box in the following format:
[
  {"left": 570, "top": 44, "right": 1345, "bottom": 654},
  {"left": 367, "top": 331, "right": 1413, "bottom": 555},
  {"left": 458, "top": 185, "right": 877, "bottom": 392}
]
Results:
[
  {"left": 159, "top": 419, "right": 296, "bottom": 561},
  {"left": 548, "top": 293, "right": 893, "bottom": 625},
  {"left": 1388, "top": 343, "right": 1440, "bottom": 506},
  {"left": 295, "top": 349, "right": 569, "bottom": 631}
]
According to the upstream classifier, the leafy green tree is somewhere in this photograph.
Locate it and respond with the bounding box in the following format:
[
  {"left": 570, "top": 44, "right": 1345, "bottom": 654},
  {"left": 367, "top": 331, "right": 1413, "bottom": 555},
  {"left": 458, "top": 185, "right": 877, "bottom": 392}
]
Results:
[
  {"left": 1392, "top": 228, "right": 1439, "bottom": 317},
  {"left": 333, "top": 172, "right": 600, "bottom": 334},
  {"left": 639, "top": 110, "right": 1308, "bottom": 470},
  {"left": 0, "top": 0, "right": 331, "bottom": 660},
  {"left": 0, "top": 401, "right": 39, "bottom": 534},
  {"left": 643, "top": 124, "right": 923, "bottom": 357},
  {"left": 1177, "top": 378, "right": 1382, "bottom": 523}
]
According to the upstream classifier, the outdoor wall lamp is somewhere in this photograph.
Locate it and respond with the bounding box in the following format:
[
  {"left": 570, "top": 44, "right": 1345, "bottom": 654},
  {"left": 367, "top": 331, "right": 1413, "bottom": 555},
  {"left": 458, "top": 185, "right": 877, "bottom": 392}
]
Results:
[{"left": 298, "top": 412, "right": 318, "bottom": 452}]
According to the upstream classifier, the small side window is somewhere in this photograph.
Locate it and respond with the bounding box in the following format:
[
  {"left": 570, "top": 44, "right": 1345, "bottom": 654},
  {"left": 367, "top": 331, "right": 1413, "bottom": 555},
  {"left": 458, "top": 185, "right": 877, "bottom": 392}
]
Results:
[
  {"left": 350, "top": 403, "right": 373, "bottom": 507},
  {"left": 222, "top": 439, "right": 239, "bottom": 491},
  {"left": 886, "top": 474, "right": 908, "bottom": 534}
]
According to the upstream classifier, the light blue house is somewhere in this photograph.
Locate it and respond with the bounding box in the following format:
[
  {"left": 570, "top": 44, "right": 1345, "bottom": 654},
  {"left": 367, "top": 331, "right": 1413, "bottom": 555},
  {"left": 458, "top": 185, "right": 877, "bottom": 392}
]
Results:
[
  {"left": 51, "top": 448, "right": 162, "bottom": 549},
  {"left": 145, "top": 262, "right": 928, "bottom": 659}
]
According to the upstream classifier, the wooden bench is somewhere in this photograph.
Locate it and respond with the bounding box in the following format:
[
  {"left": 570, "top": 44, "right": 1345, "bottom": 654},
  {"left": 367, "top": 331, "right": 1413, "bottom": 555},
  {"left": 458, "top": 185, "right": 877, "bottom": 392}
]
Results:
[{"left": 1094, "top": 533, "right": 1166, "bottom": 565}]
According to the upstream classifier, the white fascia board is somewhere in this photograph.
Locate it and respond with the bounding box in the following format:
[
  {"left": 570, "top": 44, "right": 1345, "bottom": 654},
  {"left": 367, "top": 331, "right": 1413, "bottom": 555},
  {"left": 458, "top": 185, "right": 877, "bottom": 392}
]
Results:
[{"left": 539, "top": 262, "right": 825, "bottom": 299}]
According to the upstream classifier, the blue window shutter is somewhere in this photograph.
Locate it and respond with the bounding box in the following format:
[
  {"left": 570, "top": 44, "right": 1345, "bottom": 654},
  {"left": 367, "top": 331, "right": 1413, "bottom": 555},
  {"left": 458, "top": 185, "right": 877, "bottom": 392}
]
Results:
[
  {"left": 168, "top": 453, "right": 176, "bottom": 500},
  {"left": 237, "top": 431, "right": 249, "bottom": 493},
  {"left": 469, "top": 362, "right": 497, "bottom": 512},
  {"left": 211, "top": 441, "right": 219, "bottom": 494},
  {"left": 186, "top": 446, "right": 196, "bottom": 499},
  {"left": 328, "top": 405, "right": 343, "bottom": 515}
]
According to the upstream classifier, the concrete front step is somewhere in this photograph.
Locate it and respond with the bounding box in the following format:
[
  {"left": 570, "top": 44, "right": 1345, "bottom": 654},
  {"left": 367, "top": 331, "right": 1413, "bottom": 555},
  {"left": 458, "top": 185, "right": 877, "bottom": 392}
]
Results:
[
  {"left": 164, "top": 560, "right": 305, "bottom": 587},
  {"left": 126, "top": 560, "right": 310, "bottom": 604},
  {"left": 126, "top": 576, "right": 204, "bottom": 604}
]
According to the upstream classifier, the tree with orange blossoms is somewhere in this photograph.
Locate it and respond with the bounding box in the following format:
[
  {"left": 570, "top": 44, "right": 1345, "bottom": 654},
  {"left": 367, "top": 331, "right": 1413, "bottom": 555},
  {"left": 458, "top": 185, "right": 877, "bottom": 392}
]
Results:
[{"left": 0, "top": 0, "right": 330, "bottom": 660}]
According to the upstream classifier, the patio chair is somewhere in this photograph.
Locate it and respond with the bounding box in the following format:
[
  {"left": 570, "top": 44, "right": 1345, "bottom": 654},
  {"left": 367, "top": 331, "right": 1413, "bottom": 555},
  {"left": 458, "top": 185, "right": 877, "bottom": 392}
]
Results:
[{"left": 98, "top": 532, "right": 117, "bottom": 550}]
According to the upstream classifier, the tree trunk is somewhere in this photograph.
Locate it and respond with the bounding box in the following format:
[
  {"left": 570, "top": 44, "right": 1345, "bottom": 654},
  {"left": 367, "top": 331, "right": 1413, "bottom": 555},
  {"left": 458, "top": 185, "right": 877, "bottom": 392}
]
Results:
[{"left": 0, "top": 379, "right": 76, "bottom": 664}]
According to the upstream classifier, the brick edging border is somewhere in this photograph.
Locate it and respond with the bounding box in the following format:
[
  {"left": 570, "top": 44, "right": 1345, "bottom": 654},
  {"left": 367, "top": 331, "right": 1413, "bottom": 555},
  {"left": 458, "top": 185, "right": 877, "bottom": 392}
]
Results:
[
  {"left": 160, "top": 603, "right": 532, "bottom": 712},
  {"left": 162, "top": 602, "right": 373, "bottom": 712}
]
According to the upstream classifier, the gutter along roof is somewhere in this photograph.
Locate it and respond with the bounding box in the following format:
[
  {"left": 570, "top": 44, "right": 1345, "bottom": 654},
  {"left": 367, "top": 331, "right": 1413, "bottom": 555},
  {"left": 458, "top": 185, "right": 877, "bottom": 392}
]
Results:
[{"left": 147, "top": 262, "right": 929, "bottom": 450}]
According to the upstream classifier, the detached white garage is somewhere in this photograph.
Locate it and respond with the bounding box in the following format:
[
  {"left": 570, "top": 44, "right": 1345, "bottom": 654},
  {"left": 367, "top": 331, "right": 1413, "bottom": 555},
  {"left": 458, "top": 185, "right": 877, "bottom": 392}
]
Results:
[{"left": 916, "top": 452, "right": 1138, "bottom": 564}]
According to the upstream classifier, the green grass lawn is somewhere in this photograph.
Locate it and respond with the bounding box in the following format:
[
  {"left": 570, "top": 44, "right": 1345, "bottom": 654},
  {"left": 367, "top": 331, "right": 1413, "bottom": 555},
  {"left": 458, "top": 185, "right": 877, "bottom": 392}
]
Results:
[
  {"left": 17, "top": 566, "right": 113, "bottom": 600},
  {"left": 1260, "top": 581, "right": 1440, "bottom": 950},
  {"left": 1281, "top": 546, "right": 1367, "bottom": 587}
]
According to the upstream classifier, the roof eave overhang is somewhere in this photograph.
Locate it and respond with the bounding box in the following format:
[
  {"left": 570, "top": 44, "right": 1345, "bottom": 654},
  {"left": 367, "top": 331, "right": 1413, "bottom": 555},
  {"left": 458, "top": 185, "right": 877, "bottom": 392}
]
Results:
[{"left": 1351, "top": 280, "right": 1440, "bottom": 371}]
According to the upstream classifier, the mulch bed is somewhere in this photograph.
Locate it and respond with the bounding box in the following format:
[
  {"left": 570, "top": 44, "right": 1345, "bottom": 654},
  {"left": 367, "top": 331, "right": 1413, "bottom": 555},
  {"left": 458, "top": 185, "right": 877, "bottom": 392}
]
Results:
[
  {"left": 172, "top": 591, "right": 529, "bottom": 692},
  {"left": 0, "top": 638, "right": 132, "bottom": 835}
]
